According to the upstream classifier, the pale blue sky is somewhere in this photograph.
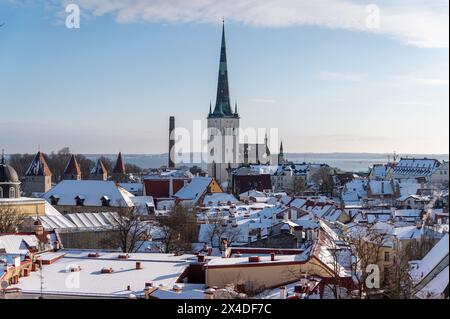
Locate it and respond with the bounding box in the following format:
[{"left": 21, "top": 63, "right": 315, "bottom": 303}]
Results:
[{"left": 0, "top": 0, "right": 448, "bottom": 154}]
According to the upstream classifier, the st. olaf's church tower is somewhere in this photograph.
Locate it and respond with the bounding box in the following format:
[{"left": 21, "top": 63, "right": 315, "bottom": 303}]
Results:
[{"left": 207, "top": 22, "right": 240, "bottom": 183}]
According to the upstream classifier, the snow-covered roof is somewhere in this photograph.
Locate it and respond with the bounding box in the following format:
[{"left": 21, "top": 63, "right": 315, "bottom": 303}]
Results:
[
  {"left": 368, "top": 181, "right": 394, "bottom": 196},
  {"left": 239, "top": 190, "right": 266, "bottom": 199},
  {"left": 394, "top": 158, "right": 441, "bottom": 179},
  {"left": 44, "top": 180, "right": 135, "bottom": 207},
  {"left": 65, "top": 212, "right": 121, "bottom": 229},
  {"left": 0, "top": 234, "right": 39, "bottom": 255},
  {"left": 203, "top": 193, "right": 239, "bottom": 206},
  {"left": 415, "top": 265, "right": 449, "bottom": 299},
  {"left": 130, "top": 196, "right": 155, "bottom": 215},
  {"left": 174, "top": 177, "right": 213, "bottom": 203},
  {"left": 145, "top": 169, "right": 193, "bottom": 179},
  {"left": 36, "top": 215, "right": 77, "bottom": 230},
  {"left": 13, "top": 250, "right": 194, "bottom": 298},
  {"left": 119, "top": 183, "right": 143, "bottom": 194},
  {"left": 410, "top": 234, "right": 449, "bottom": 284}
]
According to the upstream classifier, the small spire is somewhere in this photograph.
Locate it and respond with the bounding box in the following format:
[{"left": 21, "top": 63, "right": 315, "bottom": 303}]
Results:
[
  {"left": 234, "top": 100, "right": 238, "bottom": 114},
  {"left": 1, "top": 149, "right": 4, "bottom": 164},
  {"left": 209, "top": 101, "right": 212, "bottom": 115}
]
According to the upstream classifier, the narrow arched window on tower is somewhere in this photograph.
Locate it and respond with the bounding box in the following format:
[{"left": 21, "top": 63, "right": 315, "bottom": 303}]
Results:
[
  {"left": 0, "top": 187, "right": 3, "bottom": 198},
  {"left": 9, "top": 187, "right": 15, "bottom": 198}
]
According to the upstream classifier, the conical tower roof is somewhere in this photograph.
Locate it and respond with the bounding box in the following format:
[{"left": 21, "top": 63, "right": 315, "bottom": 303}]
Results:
[{"left": 25, "top": 151, "right": 52, "bottom": 176}]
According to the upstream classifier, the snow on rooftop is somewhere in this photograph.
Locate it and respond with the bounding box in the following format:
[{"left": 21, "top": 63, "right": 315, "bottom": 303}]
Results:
[
  {"left": 203, "top": 193, "right": 238, "bottom": 206},
  {"left": 410, "top": 234, "right": 449, "bottom": 283},
  {"left": 206, "top": 253, "right": 308, "bottom": 267},
  {"left": 13, "top": 250, "right": 195, "bottom": 298},
  {"left": 415, "top": 265, "right": 449, "bottom": 299},
  {"left": 174, "top": 177, "right": 213, "bottom": 203},
  {"left": 0, "top": 234, "right": 39, "bottom": 255},
  {"left": 44, "top": 180, "right": 135, "bottom": 207}
]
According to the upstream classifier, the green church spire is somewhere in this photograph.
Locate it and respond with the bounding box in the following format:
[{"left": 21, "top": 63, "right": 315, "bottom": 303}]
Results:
[{"left": 209, "top": 20, "right": 236, "bottom": 118}]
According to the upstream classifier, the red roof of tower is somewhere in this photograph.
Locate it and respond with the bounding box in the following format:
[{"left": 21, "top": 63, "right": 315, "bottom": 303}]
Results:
[
  {"left": 91, "top": 159, "right": 108, "bottom": 175},
  {"left": 113, "top": 152, "right": 126, "bottom": 174},
  {"left": 25, "top": 151, "right": 52, "bottom": 176},
  {"left": 63, "top": 154, "right": 81, "bottom": 176}
]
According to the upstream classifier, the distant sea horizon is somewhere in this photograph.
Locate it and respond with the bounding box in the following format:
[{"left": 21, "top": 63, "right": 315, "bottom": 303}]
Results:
[
  {"left": 78, "top": 152, "right": 449, "bottom": 173},
  {"left": 5, "top": 152, "right": 448, "bottom": 173}
]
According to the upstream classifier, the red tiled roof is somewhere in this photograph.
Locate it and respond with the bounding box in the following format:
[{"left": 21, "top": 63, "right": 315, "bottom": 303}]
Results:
[
  {"left": 63, "top": 155, "right": 81, "bottom": 176},
  {"left": 25, "top": 151, "right": 52, "bottom": 176},
  {"left": 113, "top": 152, "right": 126, "bottom": 174},
  {"left": 91, "top": 159, "right": 108, "bottom": 175}
]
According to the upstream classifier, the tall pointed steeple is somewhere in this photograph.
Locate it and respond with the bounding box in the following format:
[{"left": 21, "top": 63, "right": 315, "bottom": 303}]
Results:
[
  {"left": 209, "top": 20, "right": 236, "bottom": 118},
  {"left": 278, "top": 141, "right": 285, "bottom": 165}
]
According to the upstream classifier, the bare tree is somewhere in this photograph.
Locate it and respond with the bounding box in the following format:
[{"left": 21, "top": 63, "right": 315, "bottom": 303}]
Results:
[
  {"left": 383, "top": 239, "right": 413, "bottom": 299},
  {"left": 311, "top": 167, "right": 334, "bottom": 196},
  {"left": 203, "top": 213, "right": 229, "bottom": 247},
  {"left": 157, "top": 205, "right": 198, "bottom": 253},
  {"left": 0, "top": 207, "right": 26, "bottom": 233},
  {"left": 293, "top": 176, "right": 307, "bottom": 196},
  {"left": 110, "top": 203, "right": 149, "bottom": 253},
  {"left": 345, "top": 224, "right": 389, "bottom": 299}
]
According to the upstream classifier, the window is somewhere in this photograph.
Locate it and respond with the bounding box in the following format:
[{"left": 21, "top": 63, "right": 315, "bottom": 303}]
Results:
[
  {"left": 384, "top": 251, "right": 390, "bottom": 262},
  {"left": 9, "top": 187, "right": 16, "bottom": 198}
]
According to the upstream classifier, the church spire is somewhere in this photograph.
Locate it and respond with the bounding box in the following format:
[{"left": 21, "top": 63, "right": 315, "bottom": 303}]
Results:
[
  {"left": 278, "top": 141, "right": 285, "bottom": 164},
  {"left": 209, "top": 20, "right": 234, "bottom": 118}
]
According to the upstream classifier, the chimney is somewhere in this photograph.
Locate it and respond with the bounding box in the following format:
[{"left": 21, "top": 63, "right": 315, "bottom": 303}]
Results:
[
  {"left": 270, "top": 253, "right": 275, "bottom": 262},
  {"left": 248, "top": 256, "right": 260, "bottom": 263},
  {"left": 33, "top": 219, "right": 44, "bottom": 236},
  {"left": 168, "top": 116, "right": 176, "bottom": 169},
  {"left": 136, "top": 262, "right": 142, "bottom": 270},
  {"left": 197, "top": 254, "right": 205, "bottom": 263}
]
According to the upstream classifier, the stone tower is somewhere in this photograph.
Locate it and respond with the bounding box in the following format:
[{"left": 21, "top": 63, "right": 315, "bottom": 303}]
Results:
[
  {"left": 207, "top": 21, "right": 240, "bottom": 183},
  {"left": 112, "top": 152, "right": 127, "bottom": 183},
  {"left": 90, "top": 159, "right": 108, "bottom": 181},
  {"left": 24, "top": 151, "right": 52, "bottom": 196},
  {"left": 63, "top": 154, "right": 81, "bottom": 180}
]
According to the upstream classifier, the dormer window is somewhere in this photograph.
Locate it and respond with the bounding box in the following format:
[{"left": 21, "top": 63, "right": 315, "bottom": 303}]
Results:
[
  {"left": 75, "top": 195, "right": 85, "bottom": 206},
  {"left": 101, "top": 196, "right": 110, "bottom": 207},
  {"left": 49, "top": 195, "right": 59, "bottom": 205}
]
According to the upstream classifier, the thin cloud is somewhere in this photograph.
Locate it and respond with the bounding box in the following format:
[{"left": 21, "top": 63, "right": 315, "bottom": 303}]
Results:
[
  {"left": 317, "top": 71, "right": 365, "bottom": 82},
  {"left": 29, "top": 0, "right": 450, "bottom": 48},
  {"left": 394, "top": 75, "right": 449, "bottom": 86},
  {"left": 251, "top": 98, "right": 277, "bottom": 104}
]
